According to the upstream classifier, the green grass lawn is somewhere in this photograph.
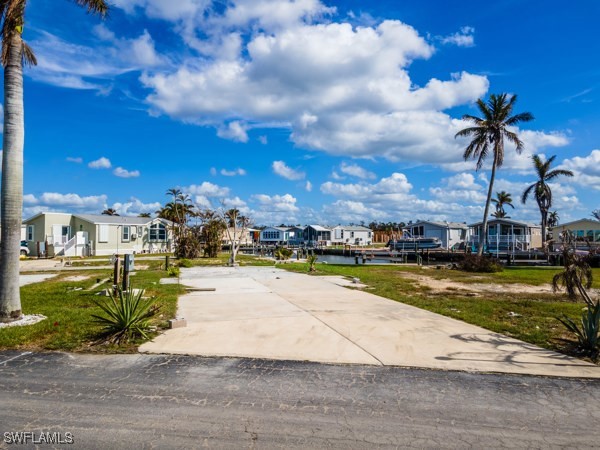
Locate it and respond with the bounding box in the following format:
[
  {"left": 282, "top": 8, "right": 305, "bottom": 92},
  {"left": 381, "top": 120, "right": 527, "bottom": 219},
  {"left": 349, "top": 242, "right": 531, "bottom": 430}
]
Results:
[{"left": 1, "top": 268, "right": 185, "bottom": 353}]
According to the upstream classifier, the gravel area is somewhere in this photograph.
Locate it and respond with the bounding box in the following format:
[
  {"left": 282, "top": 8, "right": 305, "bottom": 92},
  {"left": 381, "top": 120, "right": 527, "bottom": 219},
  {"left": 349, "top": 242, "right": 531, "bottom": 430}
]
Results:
[{"left": 0, "top": 314, "right": 47, "bottom": 328}]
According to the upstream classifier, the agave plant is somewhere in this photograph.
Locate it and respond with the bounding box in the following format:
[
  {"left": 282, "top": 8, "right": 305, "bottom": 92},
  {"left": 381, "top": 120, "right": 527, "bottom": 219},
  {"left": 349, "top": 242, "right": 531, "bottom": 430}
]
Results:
[
  {"left": 92, "top": 286, "right": 160, "bottom": 344},
  {"left": 558, "top": 301, "right": 600, "bottom": 360}
]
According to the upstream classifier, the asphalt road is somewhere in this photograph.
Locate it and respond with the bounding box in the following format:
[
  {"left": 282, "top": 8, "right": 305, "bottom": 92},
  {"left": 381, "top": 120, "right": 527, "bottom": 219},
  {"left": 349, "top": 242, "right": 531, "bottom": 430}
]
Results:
[{"left": 0, "top": 352, "right": 599, "bottom": 449}]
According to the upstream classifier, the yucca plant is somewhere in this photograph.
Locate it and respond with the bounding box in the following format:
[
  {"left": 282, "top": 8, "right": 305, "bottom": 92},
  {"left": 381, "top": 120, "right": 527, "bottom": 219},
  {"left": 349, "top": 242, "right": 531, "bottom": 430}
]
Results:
[
  {"left": 557, "top": 301, "right": 600, "bottom": 360},
  {"left": 92, "top": 286, "right": 160, "bottom": 345}
]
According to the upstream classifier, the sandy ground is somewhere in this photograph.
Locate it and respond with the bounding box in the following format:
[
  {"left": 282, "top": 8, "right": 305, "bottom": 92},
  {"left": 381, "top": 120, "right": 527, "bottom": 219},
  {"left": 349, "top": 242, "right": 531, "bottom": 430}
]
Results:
[{"left": 404, "top": 272, "right": 600, "bottom": 298}]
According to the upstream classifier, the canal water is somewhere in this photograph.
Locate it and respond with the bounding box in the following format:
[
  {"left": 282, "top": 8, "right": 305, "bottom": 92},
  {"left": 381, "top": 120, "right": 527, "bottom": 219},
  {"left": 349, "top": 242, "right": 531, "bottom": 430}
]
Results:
[{"left": 309, "top": 254, "right": 393, "bottom": 265}]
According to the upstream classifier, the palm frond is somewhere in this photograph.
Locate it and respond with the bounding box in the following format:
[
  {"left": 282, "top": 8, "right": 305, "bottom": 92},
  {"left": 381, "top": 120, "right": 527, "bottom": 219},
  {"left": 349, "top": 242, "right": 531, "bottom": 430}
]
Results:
[
  {"left": 505, "top": 111, "right": 534, "bottom": 126},
  {"left": 503, "top": 130, "right": 524, "bottom": 152},
  {"left": 73, "top": 0, "right": 109, "bottom": 17},
  {"left": 521, "top": 183, "right": 535, "bottom": 204},
  {"left": 545, "top": 169, "right": 574, "bottom": 181},
  {"left": 22, "top": 41, "right": 36, "bottom": 66}
]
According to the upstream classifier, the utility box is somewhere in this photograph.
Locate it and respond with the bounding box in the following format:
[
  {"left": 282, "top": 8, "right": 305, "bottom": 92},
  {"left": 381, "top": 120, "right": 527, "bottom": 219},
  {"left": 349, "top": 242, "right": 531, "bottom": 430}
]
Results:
[{"left": 124, "top": 254, "right": 135, "bottom": 272}]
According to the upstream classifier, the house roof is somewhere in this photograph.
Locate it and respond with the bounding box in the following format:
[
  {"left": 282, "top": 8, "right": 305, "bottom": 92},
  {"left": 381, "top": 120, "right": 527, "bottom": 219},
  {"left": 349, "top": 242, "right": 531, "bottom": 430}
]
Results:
[
  {"left": 74, "top": 214, "right": 173, "bottom": 226},
  {"left": 410, "top": 220, "right": 468, "bottom": 229},
  {"left": 307, "top": 225, "right": 331, "bottom": 231},
  {"left": 23, "top": 212, "right": 71, "bottom": 223},
  {"left": 261, "top": 226, "right": 290, "bottom": 232},
  {"left": 551, "top": 218, "right": 600, "bottom": 229},
  {"left": 468, "top": 218, "right": 540, "bottom": 228},
  {"left": 333, "top": 225, "right": 371, "bottom": 231},
  {"left": 23, "top": 211, "right": 173, "bottom": 226}
]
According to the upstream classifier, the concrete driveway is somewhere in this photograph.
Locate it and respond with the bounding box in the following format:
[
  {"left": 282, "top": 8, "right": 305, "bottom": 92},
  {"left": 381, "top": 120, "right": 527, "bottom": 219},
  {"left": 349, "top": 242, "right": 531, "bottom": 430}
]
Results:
[{"left": 140, "top": 266, "right": 600, "bottom": 378}]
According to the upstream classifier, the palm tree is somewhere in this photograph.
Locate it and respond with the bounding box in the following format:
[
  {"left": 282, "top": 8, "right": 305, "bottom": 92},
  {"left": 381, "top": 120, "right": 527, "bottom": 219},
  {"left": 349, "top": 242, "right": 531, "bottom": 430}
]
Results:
[
  {"left": 101, "top": 208, "right": 119, "bottom": 216},
  {"left": 455, "top": 93, "right": 534, "bottom": 255},
  {"left": 548, "top": 211, "right": 560, "bottom": 228},
  {"left": 592, "top": 210, "right": 600, "bottom": 221},
  {"left": 491, "top": 191, "right": 514, "bottom": 218},
  {"left": 0, "top": 0, "right": 108, "bottom": 322},
  {"left": 138, "top": 212, "right": 151, "bottom": 218},
  {"left": 522, "top": 154, "right": 573, "bottom": 250}
]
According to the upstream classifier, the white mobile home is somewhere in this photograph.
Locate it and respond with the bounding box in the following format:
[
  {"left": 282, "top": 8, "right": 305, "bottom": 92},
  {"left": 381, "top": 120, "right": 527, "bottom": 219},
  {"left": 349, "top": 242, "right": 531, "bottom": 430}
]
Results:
[
  {"left": 550, "top": 218, "right": 600, "bottom": 247},
  {"left": 23, "top": 212, "right": 174, "bottom": 257},
  {"left": 406, "top": 221, "right": 468, "bottom": 250},
  {"left": 331, "top": 225, "right": 372, "bottom": 246}
]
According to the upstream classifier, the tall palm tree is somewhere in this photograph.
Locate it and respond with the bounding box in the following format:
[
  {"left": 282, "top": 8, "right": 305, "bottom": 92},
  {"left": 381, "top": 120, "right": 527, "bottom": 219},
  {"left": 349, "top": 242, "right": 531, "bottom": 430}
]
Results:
[
  {"left": 522, "top": 154, "right": 573, "bottom": 250},
  {"left": 0, "top": 0, "right": 108, "bottom": 322},
  {"left": 592, "top": 210, "right": 600, "bottom": 221},
  {"left": 491, "top": 191, "right": 515, "bottom": 218},
  {"left": 455, "top": 93, "right": 534, "bottom": 255},
  {"left": 547, "top": 211, "right": 560, "bottom": 228}
]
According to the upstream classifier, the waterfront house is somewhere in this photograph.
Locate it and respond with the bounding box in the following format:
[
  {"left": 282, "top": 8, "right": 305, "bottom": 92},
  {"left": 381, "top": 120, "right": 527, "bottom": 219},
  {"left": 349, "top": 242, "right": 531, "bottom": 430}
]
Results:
[
  {"left": 303, "top": 225, "right": 332, "bottom": 247},
  {"left": 468, "top": 218, "right": 542, "bottom": 252},
  {"left": 405, "top": 221, "right": 468, "bottom": 250},
  {"left": 221, "top": 227, "right": 259, "bottom": 246},
  {"left": 259, "top": 226, "right": 291, "bottom": 245},
  {"left": 550, "top": 218, "right": 600, "bottom": 248},
  {"left": 23, "top": 212, "right": 173, "bottom": 257},
  {"left": 331, "top": 225, "right": 373, "bottom": 246},
  {"left": 288, "top": 226, "right": 306, "bottom": 246}
]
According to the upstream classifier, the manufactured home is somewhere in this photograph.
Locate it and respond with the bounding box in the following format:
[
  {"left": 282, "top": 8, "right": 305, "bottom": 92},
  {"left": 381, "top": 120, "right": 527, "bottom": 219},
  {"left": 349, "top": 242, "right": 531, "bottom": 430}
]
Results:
[{"left": 23, "top": 212, "right": 173, "bottom": 257}]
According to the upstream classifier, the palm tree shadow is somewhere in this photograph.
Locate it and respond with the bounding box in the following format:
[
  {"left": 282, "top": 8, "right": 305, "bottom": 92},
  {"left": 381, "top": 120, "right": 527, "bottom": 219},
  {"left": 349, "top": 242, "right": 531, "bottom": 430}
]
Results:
[{"left": 436, "top": 333, "right": 594, "bottom": 368}]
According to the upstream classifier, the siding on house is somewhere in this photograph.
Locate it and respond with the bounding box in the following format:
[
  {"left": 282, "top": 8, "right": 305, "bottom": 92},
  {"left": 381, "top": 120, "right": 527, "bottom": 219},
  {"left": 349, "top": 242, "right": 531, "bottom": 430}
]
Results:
[
  {"left": 23, "top": 212, "right": 173, "bottom": 256},
  {"left": 260, "top": 227, "right": 290, "bottom": 244},
  {"left": 331, "top": 225, "right": 372, "bottom": 245},
  {"left": 407, "top": 221, "right": 468, "bottom": 249},
  {"left": 551, "top": 219, "right": 600, "bottom": 244}
]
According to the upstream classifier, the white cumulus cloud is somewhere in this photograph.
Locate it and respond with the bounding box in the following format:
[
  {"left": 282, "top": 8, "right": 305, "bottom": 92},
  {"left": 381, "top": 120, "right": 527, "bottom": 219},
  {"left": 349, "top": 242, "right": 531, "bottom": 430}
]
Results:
[
  {"left": 88, "top": 157, "right": 112, "bottom": 169},
  {"left": 272, "top": 160, "right": 305, "bottom": 180},
  {"left": 113, "top": 167, "right": 141, "bottom": 178}
]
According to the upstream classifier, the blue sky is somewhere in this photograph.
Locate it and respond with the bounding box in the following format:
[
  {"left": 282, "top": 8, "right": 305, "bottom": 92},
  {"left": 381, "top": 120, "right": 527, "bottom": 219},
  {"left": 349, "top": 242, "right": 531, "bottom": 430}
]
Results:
[{"left": 6, "top": 0, "right": 599, "bottom": 225}]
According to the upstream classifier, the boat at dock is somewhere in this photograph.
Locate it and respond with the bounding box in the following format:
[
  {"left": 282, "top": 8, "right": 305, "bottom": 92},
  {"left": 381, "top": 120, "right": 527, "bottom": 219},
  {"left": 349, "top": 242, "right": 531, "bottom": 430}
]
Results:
[{"left": 387, "top": 231, "right": 442, "bottom": 250}]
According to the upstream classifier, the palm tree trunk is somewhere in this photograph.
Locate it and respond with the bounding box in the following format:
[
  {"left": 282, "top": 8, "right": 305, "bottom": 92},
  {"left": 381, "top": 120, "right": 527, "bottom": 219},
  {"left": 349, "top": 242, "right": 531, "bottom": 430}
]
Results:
[
  {"left": 478, "top": 149, "right": 499, "bottom": 256},
  {"left": 541, "top": 209, "right": 548, "bottom": 252},
  {"left": 0, "top": 35, "right": 25, "bottom": 321}
]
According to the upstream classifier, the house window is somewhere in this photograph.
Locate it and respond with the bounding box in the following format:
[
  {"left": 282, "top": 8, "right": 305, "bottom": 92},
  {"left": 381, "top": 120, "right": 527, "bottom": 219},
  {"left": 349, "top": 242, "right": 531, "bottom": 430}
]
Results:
[
  {"left": 149, "top": 223, "right": 166, "bottom": 241},
  {"left": 27, "top": 225, "right": 34, "bottom": 241},
  {"left": 351, "top": 231, "right": 355, "bottom": 238},
  {"left": 263, "top": 231, "right": 281, "bottom": 240},
  {"left": 99, "top": 225, "right": 109, "bottom": 243},
  {"left": 122, "top": 226, "right": 130, "bottom": 242}
]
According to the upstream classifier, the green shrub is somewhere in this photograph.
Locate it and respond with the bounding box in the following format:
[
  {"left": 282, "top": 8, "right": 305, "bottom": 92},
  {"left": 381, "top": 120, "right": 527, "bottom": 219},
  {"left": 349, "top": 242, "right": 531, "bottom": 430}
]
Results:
[
  {"left": 558, "top": 300, "right": 600, "bottom": 360},
  {"left": 275, "top": 247, "right": 294, "bottom": 260},
  {"left": 178, "top": 258, "right": 193, "bottom": 268},
  {"left": 167, "top": 266, "right": 180, "bottom": 277},
  {"left": 458, "top": 254, "right": 503, "bottom": 273},
  {"left": 92, "top": 286, "right": 160, "bottom": 345}
]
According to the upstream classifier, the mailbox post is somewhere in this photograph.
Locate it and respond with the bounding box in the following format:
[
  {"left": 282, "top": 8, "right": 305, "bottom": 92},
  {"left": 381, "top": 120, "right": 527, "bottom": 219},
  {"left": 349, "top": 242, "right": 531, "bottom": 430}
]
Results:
[{"left": 122, "top": 254, "right": 134, "bottom": 291}]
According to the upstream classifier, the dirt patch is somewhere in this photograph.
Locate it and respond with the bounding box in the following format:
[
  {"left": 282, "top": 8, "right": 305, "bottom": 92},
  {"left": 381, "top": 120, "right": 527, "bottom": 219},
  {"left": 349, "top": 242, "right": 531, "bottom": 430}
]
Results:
[
  {"left": 62, "top": 275, "right": 91, "bottom": 282},
  {"left": 400, "top": 272, "right": 556, "bottom": 295}
]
